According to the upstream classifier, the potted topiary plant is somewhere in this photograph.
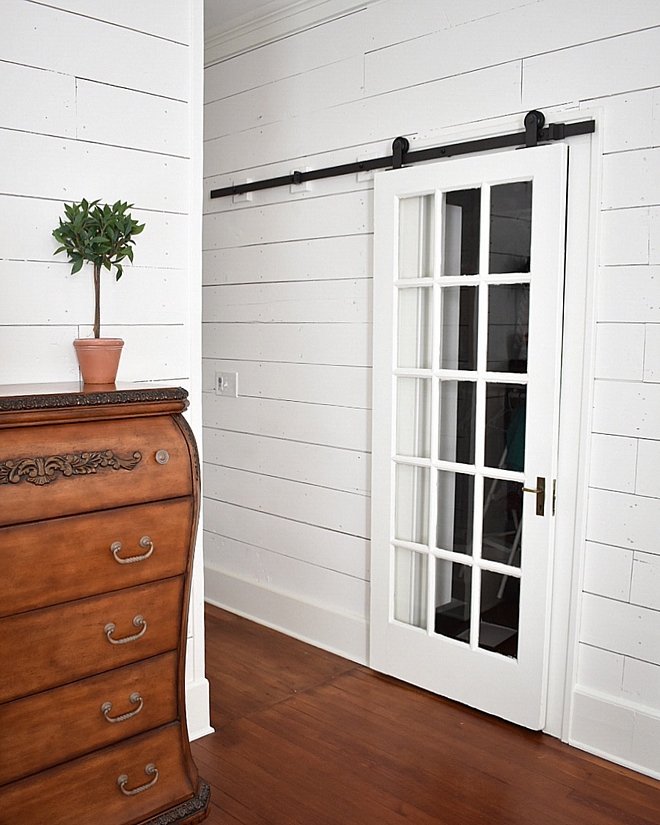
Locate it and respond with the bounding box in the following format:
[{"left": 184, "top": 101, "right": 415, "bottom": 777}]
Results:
[{"left": 52, "top": 198, "right": 145, "bottom": 384}]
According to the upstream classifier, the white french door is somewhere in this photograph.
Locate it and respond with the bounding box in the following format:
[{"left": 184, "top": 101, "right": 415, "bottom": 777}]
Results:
[{"left": 370, "top": 143, "right": 568, "bottom": 730}]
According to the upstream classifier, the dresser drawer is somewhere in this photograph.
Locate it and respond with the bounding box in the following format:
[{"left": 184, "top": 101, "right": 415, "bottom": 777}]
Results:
[
  {"left": 0, "top": 414, "right": 193, "bottom": 527},
  {"left": 0, "top": 652, "right": 178, "bottom": 786},
  {"left": 0, "top": 723, "right": 196, "bottom": 825},
  {"left": 0, "top": 498, "right": 194, "bottom": 616},
  {"left": 0, "top": 578, "right": 183, "bottom": 703}
]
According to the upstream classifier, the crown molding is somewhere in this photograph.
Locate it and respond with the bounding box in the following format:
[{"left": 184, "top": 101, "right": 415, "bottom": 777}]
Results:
[{"left": 204, "top": 0, "right": 377, "bottom": 66}]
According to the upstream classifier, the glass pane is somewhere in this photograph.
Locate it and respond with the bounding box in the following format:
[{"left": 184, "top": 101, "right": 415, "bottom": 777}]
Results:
[
  {"left": 482, "top": 479, "right": 523, "bottom": 565},
  {"left": 399, "top": 195, "right": 434, "bottom": 279},
  {"left": 443, "top": 189, "right": 480, "bottom": 276},
  {"left": 434, "top": 559, "right": 471, "bottom": 643},
  {"left": 395, "top": 464, "right": 430, "bottom": 545},
  {"left": 393, "top": 547, "right": 427, "bottom": 629},
  {"left": 397, "top": 287, "right": 432, "bottom": 368},
  {"left": 489, "top": 182, "right": 532, "bottom": 274},
  {"left": 436, "top": 470, "right": 474, "bottom": 556},
  {"left": 484, "top": 383, "right": 526, "bottom": 471},
  {"left": 438, "top": 381, "right": 476, "bottom": 465},
  {"left": 439, "top": 286, "right": 478, "bottom": 370},
  {"left": 479, "top": 570, "right": 520, "bottom": 658},
  {"left": 487, "top": 284, "right": 529, "bottom": 372},
  {"left": 397, "top": 378, "right": 431, "bottom": 458}
]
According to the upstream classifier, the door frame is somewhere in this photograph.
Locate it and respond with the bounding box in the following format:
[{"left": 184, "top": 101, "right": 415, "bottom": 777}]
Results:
[
  {"left": 366, "top": 108, "right": 601, "bottom": 739},
  {"left": 546, "top": 107, "right": 601, "bottom": 739}
]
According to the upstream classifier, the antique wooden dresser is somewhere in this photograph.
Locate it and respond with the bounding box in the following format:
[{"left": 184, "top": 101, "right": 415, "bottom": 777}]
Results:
[{"left": 0, "top": 383, "right": 210, "bottom": 825}]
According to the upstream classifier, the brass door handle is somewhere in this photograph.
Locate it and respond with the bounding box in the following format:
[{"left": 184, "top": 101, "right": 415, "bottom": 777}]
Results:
[{"left": 523, "top": 476, "right": 545, "bottom": 516}]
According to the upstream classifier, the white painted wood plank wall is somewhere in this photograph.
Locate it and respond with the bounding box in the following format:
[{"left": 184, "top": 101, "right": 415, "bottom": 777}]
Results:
[
  {"left": 1, "top": 0, "right": 210, "bottom": 739},
  {"left": 1, "top": 0, "right": 195, "bottom": 383},
  {"left": 203, "top": 0, "right": 660, "bottom": 775}
]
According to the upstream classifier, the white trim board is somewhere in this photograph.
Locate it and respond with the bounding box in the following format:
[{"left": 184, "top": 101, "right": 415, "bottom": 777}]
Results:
[
  {"left": 546, "top": 110, "right": 602, "bottom": 739},
  {"left": 570, "top": 689, "right": 660, "bottom": 780},
  {"left": 204, "top": 0, "right": 378, "bottom": 65},
  {"left": 185, "top": 678, "right": 214, "bottom": 741},
  {"left": 185, "top": 0, "right": 212, "bottom": 743},
  {"left": 205, "top": 564, "right": 369, "bottom": 664}
]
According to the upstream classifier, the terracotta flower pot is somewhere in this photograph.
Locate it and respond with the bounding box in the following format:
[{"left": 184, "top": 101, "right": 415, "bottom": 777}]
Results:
[{"left": 73, "top": 338, "right": 124, "bottom": 385}]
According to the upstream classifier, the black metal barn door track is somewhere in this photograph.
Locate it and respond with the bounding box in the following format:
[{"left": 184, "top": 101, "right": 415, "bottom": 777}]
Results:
[{"left": 209, "top": 110, "right": 595, "bottom": 200}]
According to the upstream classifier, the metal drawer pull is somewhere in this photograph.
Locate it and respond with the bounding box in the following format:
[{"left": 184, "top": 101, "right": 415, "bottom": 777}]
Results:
[
  {"left": 101, "top": 692, "right": 143, "bottom": 723},
  {"left": 155, "top": 449, "right": 169, "bottom": 465},
  {"left": 104, "top": 615, "right": 147, "bottom": 645},
  {"left": 118, "top": 763, "right": 158, "bottom": 796},
  {"left": 111, "top": 536, "right": 154, "bottom": 564}
]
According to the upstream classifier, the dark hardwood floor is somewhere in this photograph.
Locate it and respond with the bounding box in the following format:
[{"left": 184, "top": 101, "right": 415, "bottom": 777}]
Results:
[{"left": 191, "top": 604, "right": 660, "bottom": 824}]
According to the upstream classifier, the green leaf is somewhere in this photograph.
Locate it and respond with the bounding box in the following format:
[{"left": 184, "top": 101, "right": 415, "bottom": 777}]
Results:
[{"left": 52, "top": 197, "right": 146, "bottom": 324}]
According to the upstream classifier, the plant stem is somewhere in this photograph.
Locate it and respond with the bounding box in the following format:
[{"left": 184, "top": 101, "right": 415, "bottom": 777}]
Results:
[{"left": 93, "top": 262, "right": 101, "bottom": 338}]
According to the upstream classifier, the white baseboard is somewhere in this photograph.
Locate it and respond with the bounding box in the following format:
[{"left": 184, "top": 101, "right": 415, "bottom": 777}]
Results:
[
  {"left": 185, "top": 677, "right": 214, "bottom": 741},
  {"left": 569, "top": 688, "right": 660, "bottom": 780},
  {"left": 204, "top": 565, "right": 368, "bottom": 665}
]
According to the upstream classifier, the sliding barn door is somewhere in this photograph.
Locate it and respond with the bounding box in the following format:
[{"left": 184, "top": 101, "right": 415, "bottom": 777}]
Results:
[{"left": 370, "top": 144, "right": 568, "bottom": 729}]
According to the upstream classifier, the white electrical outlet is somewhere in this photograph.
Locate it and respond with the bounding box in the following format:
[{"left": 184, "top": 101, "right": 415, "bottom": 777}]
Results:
[{"left": 216, "top": 371, "right": 238, "bottom": 397}]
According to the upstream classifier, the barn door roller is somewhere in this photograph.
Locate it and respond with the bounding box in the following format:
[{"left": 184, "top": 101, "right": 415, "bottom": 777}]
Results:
[{"left": 210, "top": 109, "right": 594, "bottom": 199}]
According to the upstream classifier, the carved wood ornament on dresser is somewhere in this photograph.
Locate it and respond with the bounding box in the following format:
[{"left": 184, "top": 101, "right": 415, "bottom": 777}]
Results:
[{"left": 0, "top": 384, "right": 210, "bottom": 825}]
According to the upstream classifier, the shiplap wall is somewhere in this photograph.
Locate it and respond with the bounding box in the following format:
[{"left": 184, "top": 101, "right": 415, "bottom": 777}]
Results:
[
  {"left": 1, "top": 0, "right": 210, "bottom": 739},
  {"left": 203, "top": 0, "right": 660, "bottom": 775}
]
